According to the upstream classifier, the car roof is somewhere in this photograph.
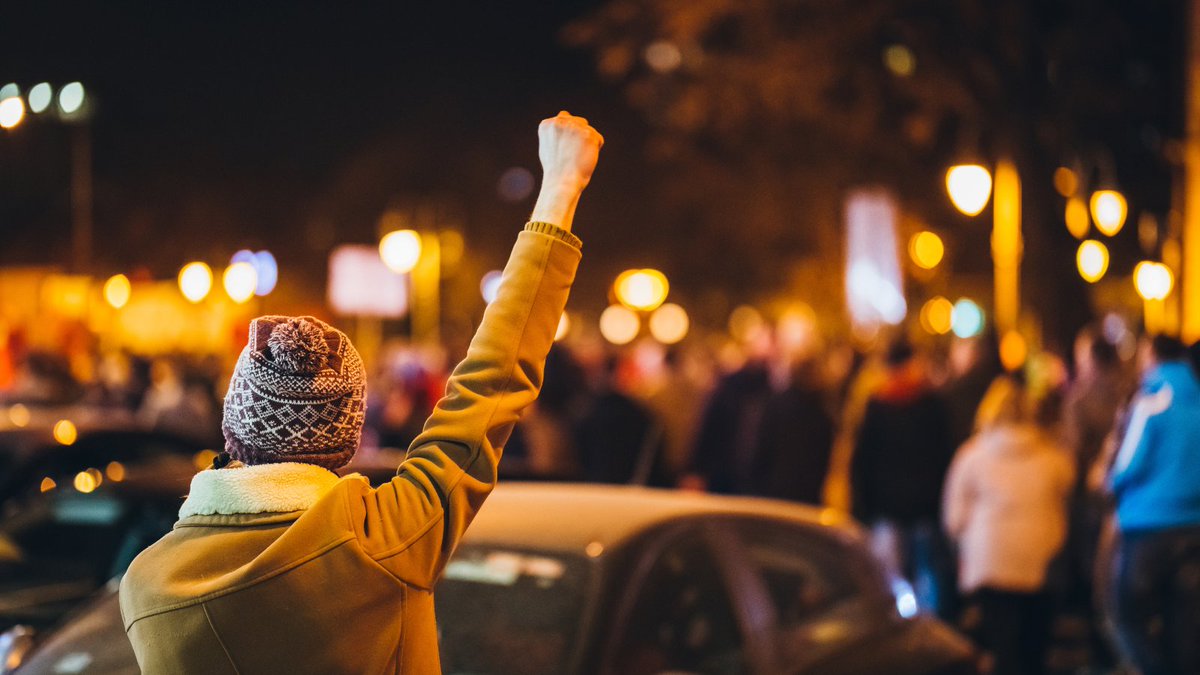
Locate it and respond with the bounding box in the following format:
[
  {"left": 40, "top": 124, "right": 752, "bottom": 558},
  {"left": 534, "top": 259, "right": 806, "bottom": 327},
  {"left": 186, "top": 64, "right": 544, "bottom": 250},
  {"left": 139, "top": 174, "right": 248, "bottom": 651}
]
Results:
[{"left": 460, "top": 482, "right": 864, "bottom": 556}]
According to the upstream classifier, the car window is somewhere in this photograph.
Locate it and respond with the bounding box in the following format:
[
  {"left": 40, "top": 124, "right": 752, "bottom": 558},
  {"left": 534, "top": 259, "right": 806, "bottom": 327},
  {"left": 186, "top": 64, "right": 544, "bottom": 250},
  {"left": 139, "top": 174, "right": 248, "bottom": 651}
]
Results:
[
  {"left": 735, "top": 523, "right": 858, "bottom": 627},
  {"left": 611, "top": 533, "right": 746, "bottom": 675},
  {"left": 435, "top": 545, "right": 590, "bottom": 675}
]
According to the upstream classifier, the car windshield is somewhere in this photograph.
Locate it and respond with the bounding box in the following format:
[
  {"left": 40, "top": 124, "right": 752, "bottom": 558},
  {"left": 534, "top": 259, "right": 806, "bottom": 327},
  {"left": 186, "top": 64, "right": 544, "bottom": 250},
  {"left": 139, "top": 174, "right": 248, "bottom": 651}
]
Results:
[
  {"left": 436, "top": 545, "right": 591, "bottom": 675},
  {"left": 0, "top": 456, "right": 190, "bottom": 628}
]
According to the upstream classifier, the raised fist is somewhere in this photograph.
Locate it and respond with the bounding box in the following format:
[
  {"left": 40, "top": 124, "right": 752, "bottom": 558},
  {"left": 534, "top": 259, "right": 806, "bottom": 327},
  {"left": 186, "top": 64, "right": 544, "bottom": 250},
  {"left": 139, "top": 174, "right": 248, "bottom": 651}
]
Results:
[
  {"left": 537, "top": 111, "right": 603, "bottom": 191},
  {"left": 530, "top": 111, "right": 603, "bottom": 232}
]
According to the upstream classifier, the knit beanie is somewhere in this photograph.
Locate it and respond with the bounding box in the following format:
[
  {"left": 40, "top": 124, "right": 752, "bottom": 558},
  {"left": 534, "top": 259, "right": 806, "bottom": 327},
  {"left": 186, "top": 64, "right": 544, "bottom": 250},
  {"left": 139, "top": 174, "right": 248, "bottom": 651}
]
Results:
[{"left": 221, "top": 315, "right": 367, "bottom": 470}]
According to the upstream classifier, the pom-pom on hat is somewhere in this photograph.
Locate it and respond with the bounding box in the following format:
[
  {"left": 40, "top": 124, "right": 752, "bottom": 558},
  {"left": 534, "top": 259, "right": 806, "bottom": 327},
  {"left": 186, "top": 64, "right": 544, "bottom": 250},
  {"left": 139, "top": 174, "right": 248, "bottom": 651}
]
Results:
[{"left": 222, "top": 315, "right": 366, "bottom": 470}]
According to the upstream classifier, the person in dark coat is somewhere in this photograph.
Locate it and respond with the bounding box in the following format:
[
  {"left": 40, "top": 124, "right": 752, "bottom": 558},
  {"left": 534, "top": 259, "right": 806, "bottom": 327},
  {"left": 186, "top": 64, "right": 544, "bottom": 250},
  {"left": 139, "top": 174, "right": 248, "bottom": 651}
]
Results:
[
  {"left": 685, "top": 358, "right": 772, "bottom": 495},
  {"left": 575, "top": 356, "right": 669, "bottom": 486},
  {"left": 753, "top": 358, "right": 834, "bottom": 504},
  {"left": 851, "top": 339, "right": 956, "bottom": 615}
]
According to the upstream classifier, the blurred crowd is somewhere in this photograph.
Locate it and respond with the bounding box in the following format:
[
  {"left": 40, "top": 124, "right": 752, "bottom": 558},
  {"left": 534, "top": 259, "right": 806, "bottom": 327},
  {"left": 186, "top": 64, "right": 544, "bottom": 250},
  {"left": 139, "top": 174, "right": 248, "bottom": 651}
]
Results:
[{"left": 5, "top": 314, "right": 1200, "bottom": 674}]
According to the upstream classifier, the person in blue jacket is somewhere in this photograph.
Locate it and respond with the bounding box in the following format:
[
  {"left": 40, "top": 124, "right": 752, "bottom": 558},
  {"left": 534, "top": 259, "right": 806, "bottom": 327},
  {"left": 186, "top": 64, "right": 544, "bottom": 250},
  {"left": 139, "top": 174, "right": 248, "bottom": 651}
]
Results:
[{"left": 1108, "top": 335, "right": 1200, "bottom": 675}]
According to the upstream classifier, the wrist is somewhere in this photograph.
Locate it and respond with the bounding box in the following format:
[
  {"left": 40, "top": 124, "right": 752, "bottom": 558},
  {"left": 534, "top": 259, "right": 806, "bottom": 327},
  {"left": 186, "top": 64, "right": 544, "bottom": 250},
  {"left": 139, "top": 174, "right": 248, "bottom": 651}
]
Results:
[{"left": 530, "top": 181, "right": 583, "bottom": 231}]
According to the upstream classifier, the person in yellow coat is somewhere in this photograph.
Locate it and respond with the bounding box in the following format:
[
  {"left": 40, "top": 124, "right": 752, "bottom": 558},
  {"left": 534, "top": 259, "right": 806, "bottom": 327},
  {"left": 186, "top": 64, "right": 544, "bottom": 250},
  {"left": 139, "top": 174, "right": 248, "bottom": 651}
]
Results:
[{"left": 119, "top": 112, "right": 602, "bottom": 674}]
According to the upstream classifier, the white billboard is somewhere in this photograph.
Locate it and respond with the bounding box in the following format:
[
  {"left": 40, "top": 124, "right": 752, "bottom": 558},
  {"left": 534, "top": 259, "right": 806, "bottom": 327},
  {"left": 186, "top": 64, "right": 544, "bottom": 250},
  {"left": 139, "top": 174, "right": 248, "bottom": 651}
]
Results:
[{"left": 327, "top": 245, "right": 409, "bottom": 318}]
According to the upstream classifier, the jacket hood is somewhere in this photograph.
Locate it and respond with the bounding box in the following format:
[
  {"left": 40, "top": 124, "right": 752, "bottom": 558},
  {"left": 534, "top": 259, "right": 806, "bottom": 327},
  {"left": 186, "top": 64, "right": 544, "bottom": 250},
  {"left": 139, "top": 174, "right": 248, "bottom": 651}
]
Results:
[{"left": 179, "top": 462, "right": 343, "bottom": 518}]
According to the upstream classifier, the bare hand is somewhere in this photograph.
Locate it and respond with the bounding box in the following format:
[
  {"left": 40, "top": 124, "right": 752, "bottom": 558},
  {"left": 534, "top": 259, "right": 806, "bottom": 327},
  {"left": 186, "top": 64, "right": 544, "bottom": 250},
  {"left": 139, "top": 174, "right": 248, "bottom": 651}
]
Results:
[
  {"left": 538, "top": 111, "right": 603, "bottom": 189},
  {"left": 530, "top": 111, "right": 603, "bottom": 232}
]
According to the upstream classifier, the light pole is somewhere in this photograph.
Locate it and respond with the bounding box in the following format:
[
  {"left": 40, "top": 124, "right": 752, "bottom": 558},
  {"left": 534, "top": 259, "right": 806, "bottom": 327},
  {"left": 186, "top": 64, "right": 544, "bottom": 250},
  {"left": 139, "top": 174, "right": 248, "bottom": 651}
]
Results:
[
  {"left": 378, "top": 227, "right": 442, "bottom": 344},
  {"left": 946, "top": 159, "right": 1022, "bottom": 369},
  {"left": 1, "top": 82, "right": 94, "bottom": 273},
  {"left": 1135, "top": 261, "right": 1174, "bottom": 335}
]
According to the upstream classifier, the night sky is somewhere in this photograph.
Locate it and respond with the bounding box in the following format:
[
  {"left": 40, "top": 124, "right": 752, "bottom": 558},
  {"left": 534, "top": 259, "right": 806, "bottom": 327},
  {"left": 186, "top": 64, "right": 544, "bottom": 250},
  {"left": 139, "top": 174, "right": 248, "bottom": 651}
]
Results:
[
  {"left": 0, "top": 1, "right": 1187, "bottom": 335},
  {"left": 0, "top": 2, "right": 651, "bottom": 301}
]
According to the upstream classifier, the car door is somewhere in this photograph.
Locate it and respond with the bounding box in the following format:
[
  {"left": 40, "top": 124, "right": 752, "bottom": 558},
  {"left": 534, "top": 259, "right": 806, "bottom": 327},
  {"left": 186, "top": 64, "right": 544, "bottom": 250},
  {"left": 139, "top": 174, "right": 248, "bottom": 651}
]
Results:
[
  {"left": 716, "top": 519, "right": 894, "bottom": 674},
  {"left": 599, "top": 521, "right": 768, "bottom": 675}
]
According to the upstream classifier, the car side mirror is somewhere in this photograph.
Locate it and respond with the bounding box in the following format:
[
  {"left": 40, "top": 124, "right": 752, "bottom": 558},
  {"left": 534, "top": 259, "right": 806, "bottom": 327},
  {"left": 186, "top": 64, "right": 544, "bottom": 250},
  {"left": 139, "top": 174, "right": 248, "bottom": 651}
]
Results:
[{"left": 0, "top": 625, "right": 35, "bottom": 675}]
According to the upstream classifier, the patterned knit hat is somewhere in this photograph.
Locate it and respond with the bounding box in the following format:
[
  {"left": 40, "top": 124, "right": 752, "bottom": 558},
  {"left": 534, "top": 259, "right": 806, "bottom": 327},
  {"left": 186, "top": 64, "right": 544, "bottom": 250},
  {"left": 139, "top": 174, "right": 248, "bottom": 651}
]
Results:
[{"left": 221, "top": 315, "right": 366, "bottom": 470}]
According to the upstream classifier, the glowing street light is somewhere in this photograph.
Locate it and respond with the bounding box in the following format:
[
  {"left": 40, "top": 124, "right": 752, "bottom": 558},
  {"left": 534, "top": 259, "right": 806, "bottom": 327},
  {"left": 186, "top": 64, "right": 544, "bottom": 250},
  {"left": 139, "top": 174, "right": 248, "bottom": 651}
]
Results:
[
  {"left": 480, "top": 270, "right": 503, "bottom": 304},
  {"left": 919, "top": 296, "right": 954, "bottom": 335},
  {"left": 1076, "top": 240, "right": 1110, "bottom": 283},
  {"left": 555, "top": 313, "right": 571, "bottom": 342},
  {"left": 58, "top": 82, "right": 86, "bottom": 116},
  {"left": 599, "top": 305, "right": 640, "bottom": 345},
  {"left": 178, "top": 262, "right": 213, "bottom": 303},
  {"left": 73, "top": 469, "right": 100, "bottom": 493},
  {"left": 379, "top": 229, "right": 422, "bottom": 274},
  {"left": 614, "top": 269, "right": 669, "bottom": 312},
  {"left": 223, "top": 262, "right": 258, "bottom": 303},
  {"left": 909, "top": 231, "right": 945, "bottom": 269},
  {"left": 1134, "top": 261, "right": 1173, "bottom": 301},
  {"left": 1053, "top": 167, "right": 1078, "bottom": 197},
  {"left": 883, "top": 44, "right": 916, "bottom": 77},
  {"left": 649, "top": 303, "right": 690, "bottom": 344},
  {"left": 28, "top": 83, "right": 52, "bottom": 113},
  {"left": 232, "top": 250, "right": 278, "bottom": 296},
  {"left": 0, "top": 96, "right": 25, "bottom": 129},
  {"left": 1090, "top": 190, "right": 1127, "bottom": 237},
  {"left": 999, "top": 330, "right": 1028, "bottom": 371},
  {"left": 53, "top": 419, "right": 78, "bottom": 446},
  {"left": 103, "top": 274, "right": 132, "bottom": 309},
  {"left": 951, "top": 298, "right": 985, "bottom": 338},
  {"left": 1065, "top": 196, "right": 1090, "bottom": 239},
  {"left": 945, "top": 165, "right": 993, "bottom": 216}
]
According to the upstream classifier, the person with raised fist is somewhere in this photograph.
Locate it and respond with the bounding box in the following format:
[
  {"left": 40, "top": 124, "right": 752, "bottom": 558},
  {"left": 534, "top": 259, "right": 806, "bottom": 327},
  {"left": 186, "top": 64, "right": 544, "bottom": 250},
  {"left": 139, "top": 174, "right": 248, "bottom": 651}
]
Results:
[{"left": 119, "top": 112, "right": 602, "bottom": 674}]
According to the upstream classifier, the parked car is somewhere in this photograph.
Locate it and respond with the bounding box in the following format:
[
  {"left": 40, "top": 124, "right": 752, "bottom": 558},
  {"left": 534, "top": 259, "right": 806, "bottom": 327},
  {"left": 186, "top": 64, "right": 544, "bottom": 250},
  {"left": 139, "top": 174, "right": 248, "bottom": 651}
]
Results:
[
  {"left": 0, "top": 410, "right": 217, "bottom": 513},
  {"left": 0, "top": 413, "right": 213, "bottom": 632},
  {"left": 5, "top": 482, "right": 974, "bottom": 674}
]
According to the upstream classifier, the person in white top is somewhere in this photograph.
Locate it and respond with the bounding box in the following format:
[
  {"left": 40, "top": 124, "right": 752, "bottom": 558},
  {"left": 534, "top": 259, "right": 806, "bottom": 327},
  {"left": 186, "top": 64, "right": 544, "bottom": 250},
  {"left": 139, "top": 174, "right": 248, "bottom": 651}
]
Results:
[{"left": 943, "top": 375, "right": 1075, "bottom": 675}]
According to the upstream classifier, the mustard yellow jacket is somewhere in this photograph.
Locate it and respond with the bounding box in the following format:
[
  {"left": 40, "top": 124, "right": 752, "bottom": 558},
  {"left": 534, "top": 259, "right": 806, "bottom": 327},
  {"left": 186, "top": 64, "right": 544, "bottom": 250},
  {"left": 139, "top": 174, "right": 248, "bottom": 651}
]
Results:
[{"left": 119, "top": 223, "right": 581, "bottom": 674}]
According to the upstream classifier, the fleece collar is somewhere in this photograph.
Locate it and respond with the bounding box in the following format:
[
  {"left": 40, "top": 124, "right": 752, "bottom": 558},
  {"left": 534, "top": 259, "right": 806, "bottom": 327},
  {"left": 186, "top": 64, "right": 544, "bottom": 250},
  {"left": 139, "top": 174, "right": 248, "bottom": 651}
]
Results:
[{"left": 179, "top": 462, "right": 342, "bottom": 518}]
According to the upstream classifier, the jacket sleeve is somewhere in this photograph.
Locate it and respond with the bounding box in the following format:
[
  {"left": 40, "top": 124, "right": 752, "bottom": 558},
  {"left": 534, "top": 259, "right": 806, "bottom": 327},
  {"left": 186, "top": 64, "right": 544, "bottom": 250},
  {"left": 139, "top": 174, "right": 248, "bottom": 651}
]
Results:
[
  {"left": 1109, "top": 386, "right": 1171, "bottom": 495},
  {"left": 355, "top": 223, "right": 581, "bottom": 586}
]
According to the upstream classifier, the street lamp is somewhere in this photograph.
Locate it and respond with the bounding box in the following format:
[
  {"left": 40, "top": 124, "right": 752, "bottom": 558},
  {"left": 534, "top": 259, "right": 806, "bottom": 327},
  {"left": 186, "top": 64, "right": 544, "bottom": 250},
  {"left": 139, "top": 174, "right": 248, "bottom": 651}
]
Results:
[
  {"left": 1076, "top": 240, "right": 1109, "bottom": 283},
  {"left": 945, "top": 165, "right": 993, "bottom": 216},
  {"left": 0, "top": 96, "right": 24, "bottom": 129},
  {"left": 555, "top": 313, "right": 572, "bottom": 342},
  {"left": 1134, "top": 261, "right": 1173, "bottom": 301},
  {"left": 649, "top": 303, "right": 690, "bottom": 344},
  {"left": 223, "top": 262, "right": 258, "bottom": 304},
  {"left": 103, "top": 274, "right": 132, "bottom": 309},
  {"left": 0, "top": 81, "right": 94, "bottom": 271},
  {"left": 1053, "top": 167, "right": 1078, "bottom": 198},
  {"left": 919, "top": 296, "right": 954, "bottom": 335},
  {"left": 614, "top": 269, "right": 669, "bottom": 312},
  {"left": 599, "top": 305, "right": 640, "bottom": 345},
  {"left": 27, "top": 83, "right": 52, "bottom": 113},
  {"left": 908, "top": 231, "right": 944, "bottom": 269},
  {"left": 379, "top": 229, "right": 422, "bottom": 274},
  {"left": 57, "top": 82, "right": 86, "bottom": 117},
  {"left": 950, "top": 298, "right": 985, "bottom": 338},
  {"left": 178, "top": 262, "right": 213, "bottom": 303},
  {"left": 1135, "top": 261, "right": 1174, "bottom": 335},
  {"left": 1065, "top": 196, "right": 1090, "bottom": 239},
  {"left": 1090, "top": 190, "right": 1127, "bottom": 237}
]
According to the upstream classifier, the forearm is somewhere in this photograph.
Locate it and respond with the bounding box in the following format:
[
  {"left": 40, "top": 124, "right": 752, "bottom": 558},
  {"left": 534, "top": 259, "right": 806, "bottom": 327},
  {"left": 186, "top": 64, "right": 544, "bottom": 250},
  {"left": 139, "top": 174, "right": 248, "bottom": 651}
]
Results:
[
  {"left": 397, "top": 224, "right": 581, "bottom": 554},
  {"left": 530, "top": 180, "right": 585, "bottom": 232}
]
